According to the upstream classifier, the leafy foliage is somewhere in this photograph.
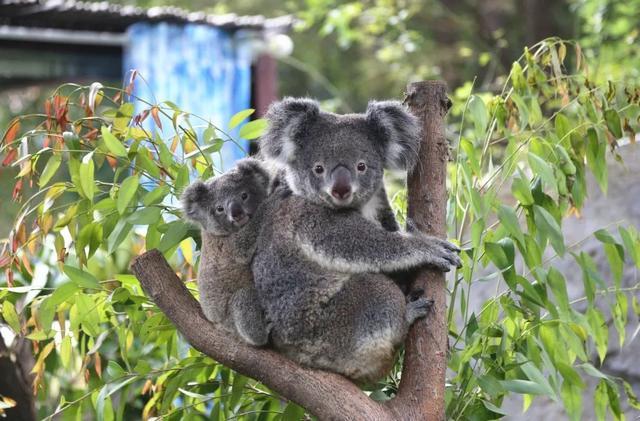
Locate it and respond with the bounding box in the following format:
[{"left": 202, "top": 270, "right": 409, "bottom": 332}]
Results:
[{"left": 0, "top": 38, "right": 639, "bottom": 420}]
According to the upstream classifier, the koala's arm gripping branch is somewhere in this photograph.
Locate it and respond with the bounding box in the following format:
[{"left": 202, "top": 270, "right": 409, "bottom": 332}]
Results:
[
  {"left": 130, "top": 249, "right": 394, "bottom": 421},
  {"left": 297, "top": 206, "right": 457, "bottom": 274}
]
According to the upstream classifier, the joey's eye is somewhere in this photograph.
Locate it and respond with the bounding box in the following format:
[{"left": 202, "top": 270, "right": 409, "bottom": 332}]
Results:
[
  {"left": 215, "top": 206, "right": 224, "bottom": 213},
  {"left": 357, "top": 162, "right": 367, "bottom": 172},
  {"left": 314, "top": 164, "right": 324, "bottom": 175},
  {"left": 241, "top": 192, "right": 248, "bottom": 201}
]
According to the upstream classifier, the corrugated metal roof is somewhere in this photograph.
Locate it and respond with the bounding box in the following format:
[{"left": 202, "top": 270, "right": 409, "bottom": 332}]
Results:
[{"left": 0, "top": 0, "right": 293, "bottom": 32}]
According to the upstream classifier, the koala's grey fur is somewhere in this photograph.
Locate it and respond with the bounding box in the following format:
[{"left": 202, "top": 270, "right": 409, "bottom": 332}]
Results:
[
  {"left": 252, "top": 98, "right": 462, "bottom": 383},
  {"left": 181, "top": 158, "right": 272, "bottom": 346}
]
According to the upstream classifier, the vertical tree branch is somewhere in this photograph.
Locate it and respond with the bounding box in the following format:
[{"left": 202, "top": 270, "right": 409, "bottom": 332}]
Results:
[{"left": 389, "top": 81, "right": 450, "bottom": 420}]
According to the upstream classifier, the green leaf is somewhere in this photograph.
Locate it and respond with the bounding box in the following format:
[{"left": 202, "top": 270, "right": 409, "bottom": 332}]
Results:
[
  {"left": 127, "top": 207, "right": 161, "bottom": 225},
  {"left": 468, "top": 95, "right": 488, "bottom": 141},
  {"left": 586, "top": 128, "right": 608, "bottom": 193},
  {"left": 39, "top": 154, "right": 62, "bottom": 187},
  {"left": 528, "top": 152, "right": 557, "bottom": 195},
  {"left": 60, "top": 335, "right": 72, "bottom": 368},
  {"left": 239, "top": 118, "right": 269, "bottom": 140},
  {"left": 228, "top": 109, "right": 255, "bottom": 129},
  {"left": 2, "top": 301, "right": 21, "bottom": 333},
  {"left": 604, "top": 109, "right": 622, "bottom": 138},
  {"left": 79, "top": 152, "right": 95, "bottom": 200},
  {"left": 497, "top": 205, "right": 524, "bottom": 245},
  {"left": 142, "top": 185, "right": 171, "bottom": 206},
  {"left": 516, "top": 353, "right": 555, "bottom": 397},
  {"left": 107, "top": 220, "right": 132, "bottom": 254},
  {"left": 96, "top": 377, "right": 137, "bottom": 421},
  {"left": 75, "top": 294, "right": 100, "bottom": 336},
  {"left": 281, "top": 402, "right": 306, "bottom": 421},
  {"left": 499, "top": 379, "right": 549, "bottom": 395},
  {"left": 106, "top": 361, "right": 126, "bottom": 379},
  {"left": 63, "top": 264, "right": 100, "bottom": 289},
  {"left": 533, "top": 205, "right": 565, "bottom": 256},
  {"left": 229, "top": 374, "right": 249, "bottom": 410},
  {"left": 511, "top": 176, "right": 534, "bottom": 206},
  {"left": 135, "top": 148, "right": 161, "bottom": 179},
  {"left": 158, "top": 221, "right": 189, "bottom": 253},
  {"left": 555, "top": 113, "right": 571, "bottom": 141},
  {"left": 117, "top": 175, "right": 140, "bottom": 215},
  {"left": 547, "top": 267, "right": 570, "bottom": 314},
  {"left": 101, "top": 126, "right": 127, "bottom": 157}
]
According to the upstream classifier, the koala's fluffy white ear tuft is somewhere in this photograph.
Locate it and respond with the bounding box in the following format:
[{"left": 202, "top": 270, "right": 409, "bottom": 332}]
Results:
[
  {"left": 260, "top": 97, "right": 320, "bottom": 164},
  {"left": 366, "top": 100, "right": 422, "bottom": 171},
  {"left": 181, "top": 181, "right": 211, "bottom": 226},
  {"left": 235, "top": 158, "right": 270, "bottom": 191}
]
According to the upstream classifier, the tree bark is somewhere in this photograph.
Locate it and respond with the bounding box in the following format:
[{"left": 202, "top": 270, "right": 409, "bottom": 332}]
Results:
[
  {"left": 388, "top": 81, "right": 450, "bottom": 421},
  {"left": 130, "top": 80, "right": 450, "bottom": 421},
  {"left": 0, "top": 335, "right": 36, "bottom": 421}
]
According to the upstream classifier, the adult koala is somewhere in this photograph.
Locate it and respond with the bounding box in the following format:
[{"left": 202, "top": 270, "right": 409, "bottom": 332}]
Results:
[{"left": 252, "top": 98, "right": 461, "bottom": 383}]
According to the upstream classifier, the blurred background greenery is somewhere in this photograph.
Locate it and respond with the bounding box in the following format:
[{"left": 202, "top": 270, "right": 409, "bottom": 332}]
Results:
[{"left": 1, "top": 0, "right": 639, "bottom": 236}]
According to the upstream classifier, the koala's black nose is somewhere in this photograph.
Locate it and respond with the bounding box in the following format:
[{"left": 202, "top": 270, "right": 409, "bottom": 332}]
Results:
[
  {"left": 229, "top": 202, "right": 244, "bottom": 221},
  {"left": 330, "top": 166, "right": 352, "bottom": 200}
]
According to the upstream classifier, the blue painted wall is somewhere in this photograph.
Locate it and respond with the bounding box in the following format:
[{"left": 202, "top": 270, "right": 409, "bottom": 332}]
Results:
[{"left": 123, "top": 23, "right": 252, "bottom": 171}]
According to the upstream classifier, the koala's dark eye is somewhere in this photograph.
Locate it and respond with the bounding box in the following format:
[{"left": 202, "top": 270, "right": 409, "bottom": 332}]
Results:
[
  {"left": 241, "top": 192, "right": 248, "bottom": 201},
  {"left": 314, "top": 164, "right": 324, "bottom": 175},
  {"left": 215, "top": 205, "right": 224, "bottom": 213},
  {"left": 357, "top": 162, "right": 367, "bottom": 172}
]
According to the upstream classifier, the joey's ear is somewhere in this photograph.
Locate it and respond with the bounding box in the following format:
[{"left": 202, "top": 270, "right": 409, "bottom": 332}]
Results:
[
  {"left": 235, "top": 158, "right": 270, "bottom": 191},
  {"left": 181, "top": 181, "right": 211, "bottom": 225},
  {"left": 366, "top": 100, "right": 421, "bottom": 170},
  {"left": 260, "top": 97, "right": 320, "bottom": 164}
]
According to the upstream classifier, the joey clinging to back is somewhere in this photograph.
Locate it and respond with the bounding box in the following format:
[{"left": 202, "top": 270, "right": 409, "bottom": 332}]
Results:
[
  {"left": 260, "top": 97, "right": 421, "bottom": 232},
  {"left": 181, "top": 158, "right": 271, "bottom": 347}
]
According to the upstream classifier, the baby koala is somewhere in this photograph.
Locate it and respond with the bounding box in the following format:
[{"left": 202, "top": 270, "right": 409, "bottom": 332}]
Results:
[{"left": 181, "top": 158, "right": 271, "bottom": 346}]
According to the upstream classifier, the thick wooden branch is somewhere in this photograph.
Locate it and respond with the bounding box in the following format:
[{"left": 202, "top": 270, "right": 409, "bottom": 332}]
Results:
[
  {"left": 388, "top": 81, "right": 450, "bottom": 420},
  {"left": 130, "top": 249, "right": 393, "bottom": 421}
]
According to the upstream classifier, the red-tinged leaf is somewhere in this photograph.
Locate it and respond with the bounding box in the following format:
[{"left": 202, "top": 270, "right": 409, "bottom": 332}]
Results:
[
  {"left": 5, "top": 268, "right": 13, "bottom": 287},
  {"left": 170, "top": 135, "right": 179, "bottom": 153},
  {"left": 2, "top": 148, "right": 17, "bottom": 166},
  {"left": 12, "top": 178, "right": 23, "bottom": 200},
  {"left": 43, "top": 136, "right": 50, "bottom": 148},
  {"left": 126, "top": 70, "right": 138, "bottom": 96},
  {"left": 3, "top": 119, "right": 20, "bottom": 145},
  {"left": 20, "top": 253, "right": 32, "bottom": 276},
  {"left": 113, "top": 91, "right": 122, "bottom": 103},
  {"left": 106, "top": 155, "right": 118, "bottom": 169},
  {"left": 151, "top": 107, "right": 162, "bottom": 130},
  {"left": 44, "top": 99, "right": 51, "bottom": 117},
  {"left": 95, "top": 353, "right": 102, "bottom": 378},
  {"left": 134, "top": 109, "right": 150, "bottom": 125},
  {"left": 0, "top": 254, "right": 11, "bottom": 269},
  {"left": 85, "top": 128, "right": 99, "bottom": 141}
]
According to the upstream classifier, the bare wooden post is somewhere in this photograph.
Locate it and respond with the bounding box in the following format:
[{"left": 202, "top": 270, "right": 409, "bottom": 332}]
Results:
[{"left": 389, "top": 81, "right": 450, "bottom": 420}]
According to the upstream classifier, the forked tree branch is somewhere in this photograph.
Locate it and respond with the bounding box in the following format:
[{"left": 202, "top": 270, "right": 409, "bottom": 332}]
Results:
[{"left": 130, "top": 81, "right": 450, "bottom": 421}]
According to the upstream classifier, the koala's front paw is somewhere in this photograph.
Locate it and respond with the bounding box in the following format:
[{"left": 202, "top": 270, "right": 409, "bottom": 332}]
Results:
[
  {"left": 422, "top": 236, "right": 462, "bottom": 272},
  {"left": 405, "top": 297, "right": 434, "bottom": 324}
]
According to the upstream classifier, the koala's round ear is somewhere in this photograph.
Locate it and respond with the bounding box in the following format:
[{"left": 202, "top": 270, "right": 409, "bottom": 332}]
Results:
[
  {"left": 366, "top": 100, "right": 422, "bottom": 171},
  {"left": 235, "top": 158, "right": 270, "bottom": 191},
  {"left": 260, "top": 97, "right": 320, "bottom": 164},
  {"left": 181, "top": 181, "right": 210, "bottom": 225}
]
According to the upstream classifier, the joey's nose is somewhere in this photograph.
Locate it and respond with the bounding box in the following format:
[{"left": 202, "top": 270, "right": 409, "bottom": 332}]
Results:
[{"left": 229, "top": 202, "right": 244, "bottom": 221}]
